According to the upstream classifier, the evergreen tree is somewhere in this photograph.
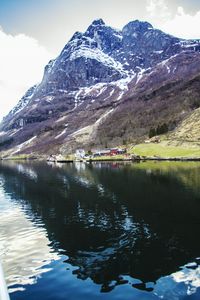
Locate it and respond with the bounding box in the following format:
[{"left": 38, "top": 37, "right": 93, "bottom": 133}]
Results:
[
  {"left": 149, "top": 128, "right": 156, "bottom": 138},
  {"left": 156, "top": 123, "right": 168, "bottom": 135}
]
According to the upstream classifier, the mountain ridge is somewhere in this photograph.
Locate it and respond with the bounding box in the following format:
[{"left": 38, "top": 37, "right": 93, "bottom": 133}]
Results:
[{"left": 0, "top": 19, "right": 200, "bottom": 156}]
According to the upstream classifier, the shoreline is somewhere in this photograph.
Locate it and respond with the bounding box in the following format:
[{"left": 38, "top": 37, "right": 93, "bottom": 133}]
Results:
[{"left": 1, "top": 156, "right": 200, "bottom": 163}]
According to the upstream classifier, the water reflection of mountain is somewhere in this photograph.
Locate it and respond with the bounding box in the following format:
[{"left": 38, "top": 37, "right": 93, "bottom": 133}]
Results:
[{"left": 0, "top": 161, "right": 200, "bottom": 293}]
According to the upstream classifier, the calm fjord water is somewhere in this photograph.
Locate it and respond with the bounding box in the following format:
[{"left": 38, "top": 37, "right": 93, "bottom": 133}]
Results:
[{"left": 0, "top": 161, "right": 200, "bottom": 300}]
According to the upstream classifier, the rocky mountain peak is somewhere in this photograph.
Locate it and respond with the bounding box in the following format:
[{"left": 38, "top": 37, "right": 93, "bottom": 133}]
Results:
[
  {"left": 69, "top": 31, "right": 83, "bottom": 42},
  {"left": 86, "top": 19, "right": 106, "bottom": 36},
  {"left": 89, "top": 18, "right": 106, "bottom": 27},
  {"left": 122, "top": 20, "right": 153, "bottom": 35}
]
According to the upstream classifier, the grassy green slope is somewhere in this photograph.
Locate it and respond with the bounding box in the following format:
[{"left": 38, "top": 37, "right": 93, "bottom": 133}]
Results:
[{"left": 131, "top": 143, "right": 200, "bottom": 158}]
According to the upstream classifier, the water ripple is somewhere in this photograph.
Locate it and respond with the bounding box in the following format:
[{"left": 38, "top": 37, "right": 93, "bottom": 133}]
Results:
[{"left": 0, "top": 183, "right": 60, "bottom": 293}]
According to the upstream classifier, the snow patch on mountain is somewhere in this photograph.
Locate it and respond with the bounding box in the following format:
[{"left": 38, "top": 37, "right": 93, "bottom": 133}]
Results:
[
  {"left": 71, "top": 74, "right": 137, "bottom": 108},
  {"left": 95, "top": 108, "right": 114, "bottom": 125},
  {"left": 114, "top": 76, "right": 134, "bottom": 91},
  {"left": 7, "top": 85, "right": 38, "bottom": 118},
  {"left": 135, "top": 68, "right": 149, "bottom": 84},
  {"left": 70, "top": 47, "right": 126, "bottom": 74},
  {"left": 10, "top": 136, "right": 37, "bottom": 155},
  {"left": 55, "top": 127, "right": 68, "bottom": 139}
]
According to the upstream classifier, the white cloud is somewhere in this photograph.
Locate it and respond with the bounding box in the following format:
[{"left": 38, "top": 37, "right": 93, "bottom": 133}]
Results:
[
  {"left": 161, "top": 6, "right": 200, "bottom": 39},
  {"left": 146, "top": 0, "right": 171, "bottom": 22},
  {"left": 0, "top": 28, "right": 53, "bottom": 120},
  {"left": 146, "top": 1, "right": 200, "bottom": 39}
]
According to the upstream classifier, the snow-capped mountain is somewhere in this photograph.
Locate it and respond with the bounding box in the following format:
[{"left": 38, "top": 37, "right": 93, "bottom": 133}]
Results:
[
  {"left": 5, "top": 85, "right": 38, "bottom": 120},
  {"left": 1, "top": 19, "right": 200, "bottom": 155},
  {"left": 26, "top": 19, "right": 200, "bottom": 98}
]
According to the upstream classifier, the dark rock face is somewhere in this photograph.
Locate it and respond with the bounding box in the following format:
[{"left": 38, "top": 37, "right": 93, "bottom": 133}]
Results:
[
  {"left": 0, "top": 19, "right": 200, "bottom": 155},
  {"left": 31, "top": 19, "right": 200, "bottom": 98}
]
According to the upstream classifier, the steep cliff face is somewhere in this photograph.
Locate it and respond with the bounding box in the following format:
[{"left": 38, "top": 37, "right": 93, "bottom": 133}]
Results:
[{"left": 0, "top": 19, "right": 200, "bottom": 155}]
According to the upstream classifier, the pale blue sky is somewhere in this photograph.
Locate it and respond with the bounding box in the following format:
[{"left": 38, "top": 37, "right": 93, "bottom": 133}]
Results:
[{"left": 0, "top": 0, "right": 200, "bottom": 54}]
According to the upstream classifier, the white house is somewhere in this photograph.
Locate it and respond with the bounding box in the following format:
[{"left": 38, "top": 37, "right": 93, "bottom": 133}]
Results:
[{"left": 75, "top": 149, "right": 85, "bottom": 159}]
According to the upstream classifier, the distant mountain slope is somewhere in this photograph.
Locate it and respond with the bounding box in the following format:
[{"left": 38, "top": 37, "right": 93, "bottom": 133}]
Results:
[
  {"left": 0, "top": 19, "right": 200, "bottom": 156},
  {"left": 168, "top": 107, "right": 200, "bottom": 143},
  {"left": 94, "top": 51, "right": 200, "bottom": 147}
]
